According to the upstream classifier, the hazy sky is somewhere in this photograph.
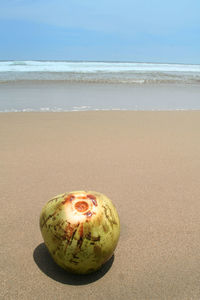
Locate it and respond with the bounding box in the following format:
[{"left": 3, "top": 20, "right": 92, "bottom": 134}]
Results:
[{"left": 0, "top": 0, "right": 200, "bottom": 63}]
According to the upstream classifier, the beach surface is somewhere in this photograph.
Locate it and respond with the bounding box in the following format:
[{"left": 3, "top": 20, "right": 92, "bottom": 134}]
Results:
[{"left": 1, "top": 111, "right": 200, "bottom": 300}]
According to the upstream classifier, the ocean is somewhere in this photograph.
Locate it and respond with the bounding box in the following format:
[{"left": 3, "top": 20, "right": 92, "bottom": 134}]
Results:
[
  {"left": 1, "top": 60, "right": 200, "bottom": 84},
  {"left": 0, "top": 61, "right": 200, "bottom": 112}
]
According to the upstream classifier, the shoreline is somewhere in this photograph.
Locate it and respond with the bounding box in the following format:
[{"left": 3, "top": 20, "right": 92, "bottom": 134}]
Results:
[
  {"left": 1, "top": 81, "right": 200, "bottom": 112},
  {"left": 1, "top": 109, "right": 200, "bottom": 113},
  {"left": 0, "top": 79, "right": 200, "bottom": 85}
]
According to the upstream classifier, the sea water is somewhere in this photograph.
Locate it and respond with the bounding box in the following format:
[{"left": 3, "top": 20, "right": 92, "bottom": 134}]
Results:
[
  {"left": 1, "top": 61, "right": 200, "bottom": 84},
  {"left": 0, "top": 61, "right": 200, "bottom": 112}
]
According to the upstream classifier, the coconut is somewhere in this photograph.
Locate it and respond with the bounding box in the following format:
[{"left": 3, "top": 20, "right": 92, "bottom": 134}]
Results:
[{"left": 39, "top": 191, "right": 120, "bottom": 274}]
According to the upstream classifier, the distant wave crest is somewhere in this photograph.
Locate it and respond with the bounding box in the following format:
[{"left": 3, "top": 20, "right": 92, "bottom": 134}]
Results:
[{"left": 0, "top": 60, "right": 200, "bottom": 73}]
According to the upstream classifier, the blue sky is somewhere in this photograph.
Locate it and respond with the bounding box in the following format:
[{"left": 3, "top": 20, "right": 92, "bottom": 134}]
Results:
[{"left": 0, "top": 0, "right": 200, "bottom": 63}]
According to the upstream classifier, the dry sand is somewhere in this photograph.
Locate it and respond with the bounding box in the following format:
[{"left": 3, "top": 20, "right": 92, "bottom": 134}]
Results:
[{"left": 1, "top": 111, "right": 200, "bottom": 300}]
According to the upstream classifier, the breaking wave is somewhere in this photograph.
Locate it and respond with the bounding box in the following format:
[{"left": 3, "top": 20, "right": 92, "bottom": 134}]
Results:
[{"left": 0, "top": 61, "right": 200, "bottom": 84}]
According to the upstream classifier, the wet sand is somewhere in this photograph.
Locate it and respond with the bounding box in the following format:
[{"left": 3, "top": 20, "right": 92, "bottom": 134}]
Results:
[
  {"left": 1, "top": 111, "right": 200, "bottom": 299},
  {"left": 1, "top": 81, "right": 200, "bottom": 111}
]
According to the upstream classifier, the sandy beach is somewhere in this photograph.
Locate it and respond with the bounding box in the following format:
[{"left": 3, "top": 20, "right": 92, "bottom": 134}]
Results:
[{"left": 1, "top": 110, "right": 200, "bottom": 299}]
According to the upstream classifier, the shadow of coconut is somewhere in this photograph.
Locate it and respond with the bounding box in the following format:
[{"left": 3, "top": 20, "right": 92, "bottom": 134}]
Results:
[{"left": 33, "top": 243, "right": 114, "bottom": 285}]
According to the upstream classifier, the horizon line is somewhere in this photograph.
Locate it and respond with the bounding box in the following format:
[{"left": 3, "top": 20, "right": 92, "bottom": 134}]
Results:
[{"left": 0, "top": 60, "right": 200, "bottom": 66}]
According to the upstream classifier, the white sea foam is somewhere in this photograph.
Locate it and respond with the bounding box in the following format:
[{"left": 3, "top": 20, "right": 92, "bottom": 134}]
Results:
[
  {"left": 0, "top": 107, "right": 199, "bottom": 113},
  {"left": 0, "top": 60, "right": 200, "bottom": 73}
]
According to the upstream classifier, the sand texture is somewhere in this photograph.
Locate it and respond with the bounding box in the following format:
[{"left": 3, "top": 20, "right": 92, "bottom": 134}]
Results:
[{"left": 1, "top": 111, "right": 200, "bottom": 300}]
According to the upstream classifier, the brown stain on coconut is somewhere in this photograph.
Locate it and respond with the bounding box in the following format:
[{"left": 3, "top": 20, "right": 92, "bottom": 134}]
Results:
[
  {"left": 62, "top": 194, "right": 75, "bottom": 205},
  {"left": 87, "top": 194, "right": 98, "bottom": 206},
  {"left": 75, "top": 201, "right": 89, "bottom": 212}
]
